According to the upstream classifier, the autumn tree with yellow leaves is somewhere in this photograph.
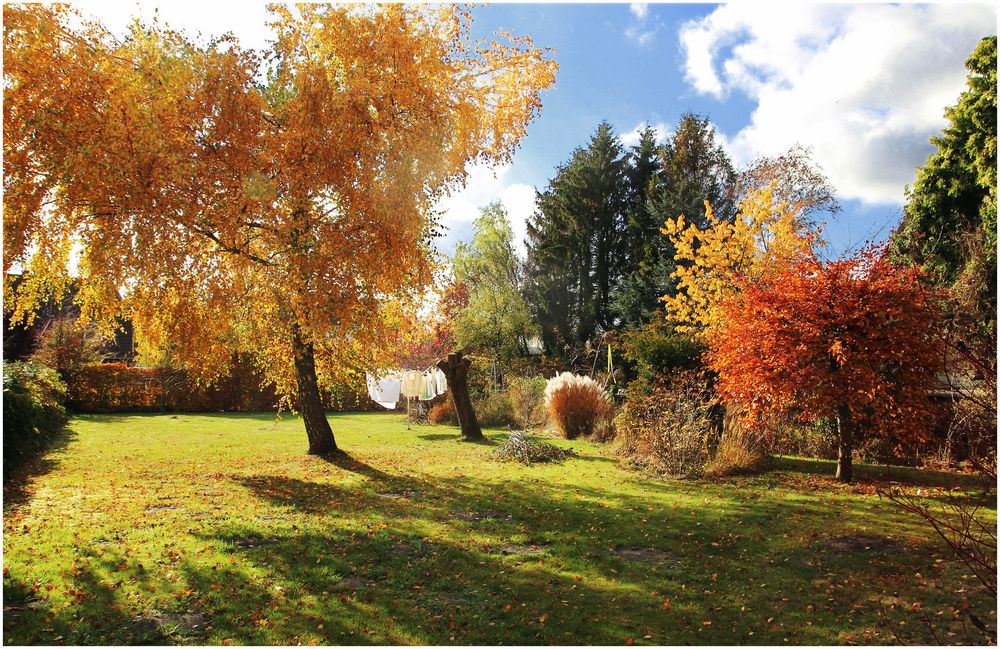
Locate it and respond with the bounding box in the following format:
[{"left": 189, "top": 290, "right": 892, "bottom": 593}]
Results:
[
  {"left": 660, "top": 186, "right": 819, "bottom": 335},
  {"left": 3, "top": 4, "right": 557, "bottom": 453}
]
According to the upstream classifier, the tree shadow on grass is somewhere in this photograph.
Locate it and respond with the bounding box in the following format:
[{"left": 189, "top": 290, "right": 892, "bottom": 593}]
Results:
[
  {"left": 416, "top": 431, "right": 500, "bottom": 446},
  {"left": 3, "top": 547, "right": 179, "bottom": 645},
  {"left": 8, "top": 462, "right": 995, "bottom": 645},
  {"left": 7, "top": 432, "right": 995, "bottom": 645},
  {"left": 180, "top": 524, "right": 660, "bottom": 645},
  {"left": 3, "top": 426, "right": 78, "bottom": 514},
  {"left": 416, "top": 432, "right": 466, "bottom": 442},
  {"left": 233, "top": 475, "right": 358, "bottom": 513},
  {"left": 195, "top": 469, "right": 998, "bottom": 645},
  {"left": 314, "top": 450, "right": 397, "bottom": 482},
  {"left": 774, "top": 455, "right": 990, "bottom": 490}
]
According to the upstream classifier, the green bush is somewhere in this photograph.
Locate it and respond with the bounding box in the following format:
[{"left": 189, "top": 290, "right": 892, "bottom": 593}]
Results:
[
  {"left": 3, "top": 361, "right": 69, "bottom": 476},
  {"left": 622, "top": 323, "right": 705, "bottom": 381},
  {"left": 777, "top": 418, "right": 838, "bottom": 460},
  {"left": 508, "top": 376, "right": 548, "bottom": 429},
  {"left": 474, "top": 391, "right": 515, "bottom": 428}
]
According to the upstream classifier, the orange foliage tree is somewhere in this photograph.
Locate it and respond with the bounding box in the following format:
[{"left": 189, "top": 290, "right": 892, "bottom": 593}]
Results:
[
  {"left": 707, "top": 246, "right": 946, "bottom": 482},
  {"left": 3, "top": 5, "right": 556, "bottom": 453}
]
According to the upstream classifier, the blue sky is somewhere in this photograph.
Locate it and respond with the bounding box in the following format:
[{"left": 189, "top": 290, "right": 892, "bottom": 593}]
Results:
[
  {"left": 74, "top": 2, "right": 997, "bottom": 259},
  {"left": 437, "top": 2, "right": 996, "bottom": 260}
]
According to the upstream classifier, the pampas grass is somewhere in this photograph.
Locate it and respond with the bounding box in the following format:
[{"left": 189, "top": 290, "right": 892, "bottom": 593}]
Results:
[{"left": 544, "top": 372, "right": 613, "bottom": 440}]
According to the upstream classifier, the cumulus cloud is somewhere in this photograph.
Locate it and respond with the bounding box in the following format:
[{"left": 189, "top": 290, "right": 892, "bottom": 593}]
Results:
[
  {"left": 433, "top": 163, "right": 537, "bottom": 259},
  {"left": 679, "top": 3, "right": 996, "bottom": 204},
  {"left": 630, "top": 3, "right": 648, "bottom": 20}
]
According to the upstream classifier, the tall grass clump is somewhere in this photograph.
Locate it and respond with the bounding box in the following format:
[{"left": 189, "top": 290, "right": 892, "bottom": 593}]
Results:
[
  {"left": 704, "top": 408, "right": 771, "bottom": 477},
  {"left": 544, "top": 372, "right": 612, "bottom": 440}
]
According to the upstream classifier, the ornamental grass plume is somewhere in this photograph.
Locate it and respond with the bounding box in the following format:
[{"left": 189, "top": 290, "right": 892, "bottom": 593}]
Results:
[{"left": 544, "top": 372, "right": 613, "bottom": 440}]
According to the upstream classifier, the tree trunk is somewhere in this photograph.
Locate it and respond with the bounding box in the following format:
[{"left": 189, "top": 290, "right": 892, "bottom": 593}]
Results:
[
  {"left": 835, "top": 404, "right": 853, "bottom": 483},
  {"left": 291, "top": 325, "right": 337, "bottom": 454},
  {"left": 438, "top": 351, "right": 483, "bottom": 441}
]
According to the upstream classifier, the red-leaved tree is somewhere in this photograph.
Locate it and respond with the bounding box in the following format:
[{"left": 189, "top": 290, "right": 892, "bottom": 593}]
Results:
[{"left": 707, "top": 246, "right": 946, "bottom": 482}]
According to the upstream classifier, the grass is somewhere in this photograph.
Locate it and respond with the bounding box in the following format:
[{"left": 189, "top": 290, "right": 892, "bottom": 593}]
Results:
[{"left": 3, "top": 412, "right": 996, "bottom": 645}]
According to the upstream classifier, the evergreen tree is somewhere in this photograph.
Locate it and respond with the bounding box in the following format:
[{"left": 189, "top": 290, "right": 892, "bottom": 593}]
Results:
[
  {"left": 892, "top": 35, "right": 997, "bottom": 334},
  {"left": 525, "top": 122, "right": 628, "bottom": 351},
  {"left": 527, "top": 115, "right": 740, "bottom": 349},
  {"left": 654, "top": 113, "right": 738, "bottom": 229},
  {"left": 612, "top": 126, "right": 671, "bottom": 328},
  {"left": 612, "top": 115, "right": 738, "bottom": 329}
]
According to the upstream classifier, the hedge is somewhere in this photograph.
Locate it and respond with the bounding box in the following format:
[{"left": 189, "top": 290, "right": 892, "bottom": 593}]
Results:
[
  {"left": 67, "top": 362, "right": 372, "bottom": 413},
  {"left": 3, "top": 361, "right": 69, "bottom": 476}
]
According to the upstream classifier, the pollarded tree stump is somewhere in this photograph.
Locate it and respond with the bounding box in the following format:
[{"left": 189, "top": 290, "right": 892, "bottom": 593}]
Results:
[{"left": 437, "top": 352, "right": 483, "bottom": 441}]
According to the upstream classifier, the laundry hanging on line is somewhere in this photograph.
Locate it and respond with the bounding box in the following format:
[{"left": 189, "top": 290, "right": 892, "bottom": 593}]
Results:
[
  {"left": 367, "top": 372, "right": 402, "bottom": 409},
  {"left": 367, "top": 366, "right": 448, "bottom": 409},
  {"left": 400, "top": 370, "right": 423, "bottom": 399}
]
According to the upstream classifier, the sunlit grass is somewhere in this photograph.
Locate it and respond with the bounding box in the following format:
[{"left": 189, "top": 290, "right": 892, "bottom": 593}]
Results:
[{"left": 3, "top": 412, "right": 995, "bottom": 644}]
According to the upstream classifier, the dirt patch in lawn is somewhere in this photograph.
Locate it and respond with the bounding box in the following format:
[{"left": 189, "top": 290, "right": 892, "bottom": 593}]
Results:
[
  {"left": 338, "top": 576, "right": 368, "bottom": 590},
  {"left": 497, "top": 542, "right": 550, "bottom": 557},
  {"left": 823, "top": 535, "right": 898, "bottom": 552},
  {"left": 451, "top": 510, "right": 513, "bottom": 522},
  {"left": 131, "top": 611, "right": 209, "bottom": 638},
  {"left": 231, "top": 536, "right": 281, "bottom": 550},
  {"left": 609, "top": 546, "right": 672, "bottom": 563},
  {"left": 431, "top": 592, "right": 469, "bottom": 606},
  {"left": 375, "top": 488, "right": 420, "bottom": 500}
]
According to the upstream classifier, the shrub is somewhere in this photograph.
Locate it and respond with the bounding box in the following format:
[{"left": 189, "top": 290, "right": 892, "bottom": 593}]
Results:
[
  {"left": 508, "top": 376, "right": 548, "bottom": 429},
  {"left": 3, "top": 361, "right": 69, "bottom": 476},
  {"left": 614, "top": 371, "right": 715, "bottom": 477},
  {"left": 427, "top": 396, "right": 459, "bottom": 425},
  {"left": 622, "top": 323, "right": 705, "bottom": 381},
  {"left": 29, "top": 316, "right": 106, "bottom": 380},
  {"left": 544, "top": 372, "right": 613, "bottom": 440},
  {"left": 777, "top": 418, "right": 839, "bottom": 460},
  {"left": 475, "top": 391, "right": 515, "bottom": 428},
  {"left": 66, "top": 361, "right": 369, "bottom": 413},
  {"left": 492, "top": 431, "right": 573, "bottom": 464}
]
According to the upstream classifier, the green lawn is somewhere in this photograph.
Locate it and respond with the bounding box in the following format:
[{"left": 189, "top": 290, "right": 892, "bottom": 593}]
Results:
[{"left": 3, "top": 412, "right": 996, "bottom": 645}]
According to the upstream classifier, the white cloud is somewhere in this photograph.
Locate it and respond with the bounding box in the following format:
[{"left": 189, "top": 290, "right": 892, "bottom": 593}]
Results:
[
  {"left": 630, "top": 3, "right": 649, "bottom": 20},
  {"left": 624, "top": 2, "right": 659, "bottom": 47},
  {"left": 679, "top": 3, "right": 996, "bottom": 204},
  {"left": 433, "top": 163, "right": 537, "bottom": 259},
  {"left": 497, "top": 183, "right": 537, "bottom": 259},
  {"left": 69, "top": 1, "right": 275, "bottom": 51},
  {"left": 620, "top": 121, "right": 672, "bottom": 147},
  {"left": 625, "top": 25, "right": 657, "bottom": 47}
]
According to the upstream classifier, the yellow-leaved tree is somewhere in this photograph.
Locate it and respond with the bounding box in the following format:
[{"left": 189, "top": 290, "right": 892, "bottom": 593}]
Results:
[
  {"left": 660, "top": 186, "right": 819, "bottom": 335},
  {"left": 3, "top": 4, "right": 557, "bottom": 453}
]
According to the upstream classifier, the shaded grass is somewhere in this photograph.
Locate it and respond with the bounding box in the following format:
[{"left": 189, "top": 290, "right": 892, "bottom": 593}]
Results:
[{"left": 3, "top": 412, "right": 996, "bottom": 645}]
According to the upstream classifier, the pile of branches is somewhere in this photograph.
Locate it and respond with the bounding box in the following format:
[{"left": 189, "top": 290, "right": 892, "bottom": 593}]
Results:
[{"left": 492, "top": 431, "right": 574, "bottom": 465}]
